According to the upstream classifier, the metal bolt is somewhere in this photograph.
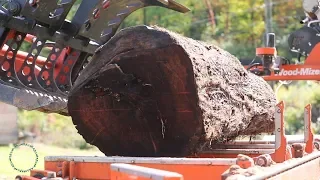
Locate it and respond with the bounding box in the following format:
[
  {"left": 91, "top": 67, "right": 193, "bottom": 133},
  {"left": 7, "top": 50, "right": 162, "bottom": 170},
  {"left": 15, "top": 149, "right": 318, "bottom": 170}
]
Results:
[
  {"left": 37, "top": 41, "right": 42, "bottom": 46},
  {"left": 57, "top": 170, "right": 62, "bottom": 176},
  {"left": 255, "top": 154, "right": 272, "bottom": 167},
  {"left": 256, "top": 157, "right": 265, "bottom": 166}
]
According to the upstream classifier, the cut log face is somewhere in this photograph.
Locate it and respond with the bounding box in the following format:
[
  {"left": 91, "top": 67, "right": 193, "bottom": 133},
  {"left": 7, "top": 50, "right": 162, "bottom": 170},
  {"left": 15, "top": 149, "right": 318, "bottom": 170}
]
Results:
[{"left": 68, "top": 26, "right": 276, "bottom": 157}]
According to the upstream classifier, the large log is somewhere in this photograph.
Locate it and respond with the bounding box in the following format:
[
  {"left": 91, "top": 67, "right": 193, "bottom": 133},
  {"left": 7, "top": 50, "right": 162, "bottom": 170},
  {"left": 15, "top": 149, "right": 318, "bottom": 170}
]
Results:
[{"left": 68, "top": 26, "right": 276, "bottom": 157}]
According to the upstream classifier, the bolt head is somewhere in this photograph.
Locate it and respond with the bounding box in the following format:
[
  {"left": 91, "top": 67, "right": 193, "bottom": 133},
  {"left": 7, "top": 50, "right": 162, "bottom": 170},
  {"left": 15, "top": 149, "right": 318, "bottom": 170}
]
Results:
[
  {"left": 57, "top": 170, "right": 62, "bottom": 176},
  {"left": 256, "top": 158, "right": 265, "bottom": 166}
]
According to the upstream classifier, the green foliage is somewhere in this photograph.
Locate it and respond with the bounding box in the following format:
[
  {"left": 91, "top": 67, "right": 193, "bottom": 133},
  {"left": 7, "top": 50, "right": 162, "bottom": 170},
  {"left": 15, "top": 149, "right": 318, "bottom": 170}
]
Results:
[
  {"left": 119, "top": 0, "right": 305, "bottom": 59},
  {"left": 18, "top": 110, "right": 94, "bottom": 150},
  {"left": 122, "top": 2, "right": 207, "bottom": 38},
  {"left": 276, "top": 81, "right": 320, "bottom": 134},
  {"left": 18, "top": 110, "right": 47, "bottom": 131}
]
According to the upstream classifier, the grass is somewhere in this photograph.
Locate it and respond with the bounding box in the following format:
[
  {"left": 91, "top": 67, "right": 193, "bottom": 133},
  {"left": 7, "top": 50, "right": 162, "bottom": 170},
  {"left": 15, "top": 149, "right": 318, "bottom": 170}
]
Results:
[{"left": 0, "top": 143, "right": 104, "bottom": 179}]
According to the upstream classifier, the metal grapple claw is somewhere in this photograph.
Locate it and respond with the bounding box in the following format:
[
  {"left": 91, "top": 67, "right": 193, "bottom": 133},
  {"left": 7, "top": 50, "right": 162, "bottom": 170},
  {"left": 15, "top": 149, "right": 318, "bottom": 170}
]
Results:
[
  {"left": 150, "top": 0, "right": 190, "bottom": 13},
  {"left": 0, "top": 0, "right": 188, "bottom": 114}
]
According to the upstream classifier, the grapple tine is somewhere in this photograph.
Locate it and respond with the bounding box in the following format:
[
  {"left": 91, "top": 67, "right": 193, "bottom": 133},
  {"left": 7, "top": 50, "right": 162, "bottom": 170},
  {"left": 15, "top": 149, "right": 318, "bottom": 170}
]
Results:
[
  {"left": 164, "top": 0, "right": 190, "bottom": 13},
  {"left": 157, "top": 0, "right": 169, "bottom": 5},
  {"left": 147, "top": 0, "right": 190, "bottom": 13}
]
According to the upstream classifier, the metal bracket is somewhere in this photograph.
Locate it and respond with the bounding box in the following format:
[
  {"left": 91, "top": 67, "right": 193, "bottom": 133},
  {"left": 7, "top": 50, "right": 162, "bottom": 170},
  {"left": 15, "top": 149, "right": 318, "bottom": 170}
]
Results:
[
  {"left": 16, "top": 38, "right": 46, "bottom": 90},
  {"left": 21, "top": 0, "right": 77, "bottom": 28},
  {"left": 78, "top": 0, "right": 145, "bottom": 44},
  {"left": 55, "top": 49, "right": 81, "bottom": 94},
  {"left": 36, "top": 44, "right": 64, "bottom": 94},
  {"left": 0, "top": 31, "right": 27, "bottom": 87}
]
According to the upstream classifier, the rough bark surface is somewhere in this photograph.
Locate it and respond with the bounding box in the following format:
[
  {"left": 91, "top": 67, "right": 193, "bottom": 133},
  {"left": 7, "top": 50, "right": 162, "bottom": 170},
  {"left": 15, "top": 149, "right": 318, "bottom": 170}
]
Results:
[{"left": 68, "top": 26, "right": 276, "bottom": 157}]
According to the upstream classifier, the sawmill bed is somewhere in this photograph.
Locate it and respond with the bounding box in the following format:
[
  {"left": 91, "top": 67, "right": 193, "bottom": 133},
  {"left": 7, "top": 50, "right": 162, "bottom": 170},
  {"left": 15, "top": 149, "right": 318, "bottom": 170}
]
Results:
[{"left": 17, "top": 102, "right": 320, "bottom": 180}]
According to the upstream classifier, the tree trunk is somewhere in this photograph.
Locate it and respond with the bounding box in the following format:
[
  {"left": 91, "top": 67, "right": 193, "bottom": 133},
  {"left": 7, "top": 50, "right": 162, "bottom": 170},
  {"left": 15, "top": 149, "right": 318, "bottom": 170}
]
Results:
[
  {"left": 68, "top": 26, "right": 276, "bottom": 157},
  {"left": 203, "top": 0, "right": 215, "bottom": 29}
]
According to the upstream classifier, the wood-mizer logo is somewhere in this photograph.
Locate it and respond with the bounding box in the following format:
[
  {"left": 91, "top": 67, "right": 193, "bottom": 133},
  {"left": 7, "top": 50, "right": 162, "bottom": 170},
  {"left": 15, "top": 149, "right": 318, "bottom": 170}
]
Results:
[{"left": 9, "top": 143, "right": 38, "bottom": 172}]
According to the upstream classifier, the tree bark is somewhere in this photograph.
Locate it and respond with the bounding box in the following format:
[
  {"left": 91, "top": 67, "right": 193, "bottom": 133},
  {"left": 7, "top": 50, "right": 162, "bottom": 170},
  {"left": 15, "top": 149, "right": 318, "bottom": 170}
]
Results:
[{"left": 68, "top": 26, "right": 276, "bottom": 157}]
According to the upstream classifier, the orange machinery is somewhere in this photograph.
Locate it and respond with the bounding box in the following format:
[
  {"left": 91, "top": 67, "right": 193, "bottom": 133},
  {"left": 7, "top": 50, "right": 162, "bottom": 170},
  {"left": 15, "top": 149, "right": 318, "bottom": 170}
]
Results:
[
  {"left": 11, "top": 32, "right": 320, "bottom": 180},
  {"left": 14, "top": 101, "right": 320, "bottom": 180},
  {"left": 245, "top": 34, "right": 320, "bottom": 81}
]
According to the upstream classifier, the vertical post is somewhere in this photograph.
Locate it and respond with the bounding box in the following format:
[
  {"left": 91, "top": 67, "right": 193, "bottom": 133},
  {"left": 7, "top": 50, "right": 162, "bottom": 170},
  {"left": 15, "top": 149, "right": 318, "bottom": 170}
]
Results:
[
  {"left": 203, "top": 0, "right": 215, "bottom": 29},
  {"left": 69, "top": 161, "right": 75, "bottom": 180},
  {"left": 304, "top": 104, "right": 314, "bottom": 153},
  {"left": 264, "top": 0, "right": 273, "bottom": 35},
  {"left": 274, "top": 101, "right": 289, "bottom": 163},
  {"left": 264, "top": 0, "right": 275, "bottom": 87}
]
